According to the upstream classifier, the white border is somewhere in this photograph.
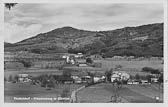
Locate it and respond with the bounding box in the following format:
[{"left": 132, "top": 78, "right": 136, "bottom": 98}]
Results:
[{"left": 0, "top": 0, "right": 167, "bottom": 107}]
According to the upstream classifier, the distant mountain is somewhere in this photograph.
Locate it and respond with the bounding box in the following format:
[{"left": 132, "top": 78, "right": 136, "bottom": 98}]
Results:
[
  {"left": 4, "top": 23, "right": 163, "bottom": 57},
  {"left": 4, "top": 42, "right": 14, "bottom": 47}
]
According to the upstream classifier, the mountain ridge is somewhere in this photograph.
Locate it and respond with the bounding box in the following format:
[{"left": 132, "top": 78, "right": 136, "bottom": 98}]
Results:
[{"left": 5, "top": 23, "right": 163, "bottom": 57}]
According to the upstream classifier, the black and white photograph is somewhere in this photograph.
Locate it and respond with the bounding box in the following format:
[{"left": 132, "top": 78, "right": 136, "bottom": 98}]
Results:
[{"left": 2, "top": 0, "right": 167, "bottom": 104}]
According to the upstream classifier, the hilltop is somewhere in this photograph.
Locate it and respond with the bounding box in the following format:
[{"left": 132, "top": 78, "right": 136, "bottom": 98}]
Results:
[{"left": 4, "top": 23, "right": 163, "bottom": 57}]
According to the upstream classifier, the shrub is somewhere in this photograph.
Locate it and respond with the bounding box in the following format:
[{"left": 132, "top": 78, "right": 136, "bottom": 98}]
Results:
[
  {"left": 19, "top": 60, "right": 33, "bottom": 68},
  {"left": 151, "top": 69, "right": 160, "bottom": 74},
  {"left": 146, "top": 75, "right": 153, "bottom": 83},
  {"left": 142, "top": 67, "right": 161, "bottom": 74},
  {"left": 158, "top": 74, "right": 163, "bottom": 83},
  {"left": 86, "top": 58, "right": 93, "bottom": 64},
  {"left": 142, "top": 67, "right": 155, "bottom": 72}
]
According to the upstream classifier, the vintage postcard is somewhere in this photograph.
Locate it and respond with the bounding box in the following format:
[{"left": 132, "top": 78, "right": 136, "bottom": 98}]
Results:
[{"left": 1, "top": 0, "right": 168, "bottom": 105}]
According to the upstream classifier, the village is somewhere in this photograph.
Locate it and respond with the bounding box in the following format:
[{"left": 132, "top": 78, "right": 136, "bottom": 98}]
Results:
[{"left": 4, "top": 51, "right": 163, "bottom": 103}]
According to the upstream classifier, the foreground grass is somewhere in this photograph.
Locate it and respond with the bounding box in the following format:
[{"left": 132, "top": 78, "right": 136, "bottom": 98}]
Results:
[
  {"left": 77, "top": 83, "right": 163, "bottom": 103},
  {"left": 4, "top": 82, "right": 82, "bottom": 103}
]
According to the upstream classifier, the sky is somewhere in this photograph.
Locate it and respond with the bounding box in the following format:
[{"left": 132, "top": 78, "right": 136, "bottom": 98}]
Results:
[{"left": 4, "top": 3, "right": 163, "bottom": 43}]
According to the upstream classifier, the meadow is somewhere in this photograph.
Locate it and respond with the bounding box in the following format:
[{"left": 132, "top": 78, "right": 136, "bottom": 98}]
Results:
[
  {"left": 4, "top": 82, "right": 82, "bottom": 103},
  {"left": 77, "top": 83, "right": 163, "bottom": 103}
]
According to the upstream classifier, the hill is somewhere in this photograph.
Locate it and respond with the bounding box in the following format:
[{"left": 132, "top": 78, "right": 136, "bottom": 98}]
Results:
[{"left": 4, "top": 23, "right": 163, "bottom": 57}]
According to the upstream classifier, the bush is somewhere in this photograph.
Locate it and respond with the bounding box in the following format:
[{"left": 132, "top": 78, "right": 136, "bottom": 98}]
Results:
[
  {"left": 86, "top": 58, "right": 93, "bottom": 64},
  {"left": 146, "top": 75, "right": 153, "bottom": 83},
  {"left": 142, "top": 67, "right": 155, "bottom": 72},
  {"left": 158, "top": 74, "right": 163, "bottom": 83},
  {"left": 19, "top": 60, "right": 33, "bottom": 68},
  {"left": 151, "top": 69, "right": 160, "bottom": 74},
  {"left": 105, "top": 69, "right": 113, "bottom": 82},
  {"left": 142, "top": 67, "right": 161, "bottom": 74}
]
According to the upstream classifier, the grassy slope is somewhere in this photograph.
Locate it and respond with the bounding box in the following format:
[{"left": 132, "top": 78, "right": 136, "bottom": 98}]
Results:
[
  {"left": 4, "top": 82, "right": 82, "bottom": 103},
  {"left": 77, "top": 83, "right": 161, "bottom": 103}
]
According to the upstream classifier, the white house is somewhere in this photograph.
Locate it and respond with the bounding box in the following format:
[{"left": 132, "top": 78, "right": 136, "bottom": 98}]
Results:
[
  {"left": 127, "top": 80, "right": 140, "bottom": 85},
  {"left": 18, "top": 74, "right": 30, "bottom": 82},
  {"left": 141, "top": 80, "right": 150, "bottom": 85},
  {"left": 151, "top": 78, "right": 158, "bottom": 83},
  {"left": 111, "top": 74, "right": 120, "bottom": 82},
  {"left": 111, "top": 71, "right": 130, "bottom": 82}
]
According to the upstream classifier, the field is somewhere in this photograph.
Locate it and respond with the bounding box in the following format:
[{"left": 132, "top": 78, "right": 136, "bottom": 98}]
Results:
[
  {"left": 4, "top": 59, "right": 163, "bottom": 103},
  {"left": 96, "top": 59, "right": 163, "bottom": 75},
  {"left": 77, "top": 83, "right": 163, "bottom": 103},
  {"left": 4, "top": 69, "right": 63, "bottom": 79},
  {"left": 4, "top": 82, "right": 82, "bottom": 103}
]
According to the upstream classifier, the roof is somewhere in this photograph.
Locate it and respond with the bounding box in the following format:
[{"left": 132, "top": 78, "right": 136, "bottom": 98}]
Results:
[{"left": 111, "top": 74, "right": 120, "bottom": 78}]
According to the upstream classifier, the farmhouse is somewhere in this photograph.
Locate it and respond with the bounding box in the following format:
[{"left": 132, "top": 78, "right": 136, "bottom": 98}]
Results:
[
  {"left": 151, "top": 77, "right": 158, "bottom": 83},
  {"left": 18, "top": 74, "right": 31, "bottom": 82},
  {"left": 74, "top": 53, "right": 84, "bottom": 58},
  {"left": 76, "top": 59, "right": 88, "bottom": 67},
  {"left": 90, "top": 54, "right": 102, "bottom": 60},
  {"left": 127, "top": 80, "right": 140, "bottom": 85},
  {"left": 111, "top": 71, "right": 130, "bottom": 82},
  {"left": 141, "top": 80, "right": 150, "bottom": 85},
  {"left": 93, "top": 74, "right": 106, "bottom": 83}
]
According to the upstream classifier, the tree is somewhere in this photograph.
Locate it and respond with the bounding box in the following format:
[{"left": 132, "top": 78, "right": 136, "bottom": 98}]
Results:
[
  {"left": 135, "top": 74, "right": 140, "bottom": 80},
  {"left": 19, "top": 60, "right": 33, "bottom": 68},
  {"left": 158, "top": 74, "right": 163, "bottom": 83},
  {"left": 86, "top": 57, "right": 93, "bottom": 64},
  {"left": 14, "top": 75, "right": 19, "bottom": 82},
  {"left": 105, "top": 68, "right": 113, "bottom": 82},
  {"left": 87, "top": 72, "right": 95, "bottom": 83},
  {"left": 146, "top": 75, "right": 153, "bottom": 83},
  {"left": 5, "top": 3, "right": 17, "bottom": 10}
]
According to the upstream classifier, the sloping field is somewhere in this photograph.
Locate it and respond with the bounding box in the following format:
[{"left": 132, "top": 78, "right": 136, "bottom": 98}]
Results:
[
  {"left": 95, "top": 60, "right": 163, "bottom": 76},
  {"left": 77, "top": 83, "right": 159, "bottom": 103},
  {"left": 97, "top": 60, "right": 163, "bottom": 71},
  {"left": 124, "top": 84, "right": 163, "bottom": 101},
  {"left": 4, "top": 82, "right": 82, "bottom": 103}
]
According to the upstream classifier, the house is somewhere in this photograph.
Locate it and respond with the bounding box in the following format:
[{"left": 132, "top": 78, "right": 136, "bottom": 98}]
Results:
[
  {"left": 111, "top": 71, "right": 130, "bottom": 82},
  {"left": 18, "top": 74, "right": 31, "bottom": 82},
  {"left": 141, "top": 80, "right": 150, "bottom": 85},
  {"left": 127, "top": 80, "right": 140, "bottom": 85},
  {"left": 74, "top": 53, "right": 84, "bottom": 58},
  {"left": 71, "top": 75, "right": 82, "bottom": 83},
  {"left": 90, "top": 54, "right": 102, "bottom": 60},
  {"left": 78, "top": 63, "right": 88, "bottom": 67},
  {"left": 151, "top": 77, "right": 158, "bottom": 83},
  {"left": 111, "top": 74, "right": 120, "bottom": 82}
]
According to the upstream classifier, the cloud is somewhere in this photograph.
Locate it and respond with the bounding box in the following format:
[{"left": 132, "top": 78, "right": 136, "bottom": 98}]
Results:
[
  {"left": 5, "top": 23, "right": 42, "bottom": 43},
  {"left": 4, "top": 3, "right": 163, "bottom": 43}
]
